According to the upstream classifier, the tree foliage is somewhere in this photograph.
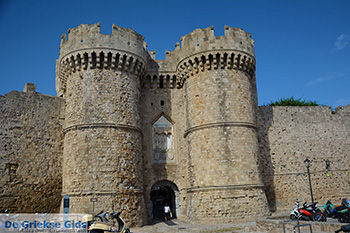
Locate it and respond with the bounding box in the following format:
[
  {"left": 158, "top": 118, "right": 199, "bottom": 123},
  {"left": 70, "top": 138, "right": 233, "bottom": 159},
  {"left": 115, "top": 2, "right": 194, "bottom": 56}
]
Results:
[{"left": 267, "top": 97, "right": 319, "bottom": 106}]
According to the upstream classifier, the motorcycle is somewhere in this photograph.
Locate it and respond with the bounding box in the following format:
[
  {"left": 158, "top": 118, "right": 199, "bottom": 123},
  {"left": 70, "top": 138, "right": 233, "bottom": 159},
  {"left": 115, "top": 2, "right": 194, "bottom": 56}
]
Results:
[
  {"left": 82, "top": 210, "right": 130, "bottom": 233},
  {"left": 314, "top": 200, "right": 332, "bottom": 222},
  {"left": 290, "top": 200, "right": 324, "bottom": 221},
  {"left": 318, "top": 198, "right": 350, "bottom": 223}
]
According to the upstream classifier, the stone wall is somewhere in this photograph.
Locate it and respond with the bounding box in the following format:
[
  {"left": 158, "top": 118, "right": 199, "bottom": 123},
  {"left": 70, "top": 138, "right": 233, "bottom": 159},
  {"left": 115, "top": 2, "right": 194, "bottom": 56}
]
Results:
[
  {"left": 257, "top": 105, "right": 350, "bottom": 212},
  {"left": 0, "top": 83, "right": 64, "bottom": 213}
]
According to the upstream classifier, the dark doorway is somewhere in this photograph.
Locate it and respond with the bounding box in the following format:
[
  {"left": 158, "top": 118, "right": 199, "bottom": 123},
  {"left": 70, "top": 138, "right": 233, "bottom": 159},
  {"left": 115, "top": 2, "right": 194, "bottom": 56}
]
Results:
[{"left": 150, "top": 185, "right": 176, "bottom": 220}]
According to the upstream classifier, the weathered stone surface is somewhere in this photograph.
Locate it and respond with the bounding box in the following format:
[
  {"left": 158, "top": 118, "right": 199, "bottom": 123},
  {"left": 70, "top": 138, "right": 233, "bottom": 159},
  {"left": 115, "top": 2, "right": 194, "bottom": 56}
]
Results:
[
  {"left": 257, "top": 106, "right": 350, "bottom": 212},
  {"left": 0, "top": 87, "right": 64, "bottom": 213},
  {"left": 60, "top": 32, "right": 146, "bottom": 225}
]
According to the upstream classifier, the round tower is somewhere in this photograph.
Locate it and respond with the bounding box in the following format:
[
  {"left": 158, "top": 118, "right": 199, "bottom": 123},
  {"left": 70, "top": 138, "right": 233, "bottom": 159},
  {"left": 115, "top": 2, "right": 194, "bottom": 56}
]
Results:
[
  {"left": 176, "top": 26, "right": 268, "bottom": 221},
  {"left": 56, "top": 23, "right": 147, "bottom": 226}
]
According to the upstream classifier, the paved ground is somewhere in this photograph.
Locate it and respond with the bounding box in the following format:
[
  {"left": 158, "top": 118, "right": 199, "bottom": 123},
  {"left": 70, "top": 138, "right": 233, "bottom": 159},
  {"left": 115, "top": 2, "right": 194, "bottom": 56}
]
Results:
[
  {"left": 131, "top": 220, "right": 258, "bottom": 233},
  {"left": 130, "top": 218, "right": 347, "bottom": 233}
]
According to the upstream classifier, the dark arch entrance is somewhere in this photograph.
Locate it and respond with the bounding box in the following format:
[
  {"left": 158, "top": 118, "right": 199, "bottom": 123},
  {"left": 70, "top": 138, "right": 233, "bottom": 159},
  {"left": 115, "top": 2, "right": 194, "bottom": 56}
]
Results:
[{"left": 150, "top": 180, "right": 179, "bottom": 220}]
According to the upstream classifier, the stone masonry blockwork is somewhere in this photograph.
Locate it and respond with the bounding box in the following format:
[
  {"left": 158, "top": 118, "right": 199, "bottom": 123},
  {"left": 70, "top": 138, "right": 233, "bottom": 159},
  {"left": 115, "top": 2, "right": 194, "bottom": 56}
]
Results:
[
  {"left": 0, "top": 88, "right": 64, "bottom": 213},
  {"left": 257, "top": 106, "right": 350, "bottom": 212},
  {"left": 0, "top": 23, "right": 349, "bottom": 226}
]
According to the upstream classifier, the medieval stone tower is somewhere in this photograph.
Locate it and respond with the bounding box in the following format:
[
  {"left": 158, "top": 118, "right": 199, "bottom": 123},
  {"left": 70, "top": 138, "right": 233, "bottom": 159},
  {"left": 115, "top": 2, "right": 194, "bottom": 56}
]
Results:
[
  {"left": 56, "top": 24, "right": 147, "bottom": 225},
  {"left": 177, "top": 26, "right": 268, "bottom": 220},
  {"left": 55, "top": 23, "right": 268, "bottom": 225}
]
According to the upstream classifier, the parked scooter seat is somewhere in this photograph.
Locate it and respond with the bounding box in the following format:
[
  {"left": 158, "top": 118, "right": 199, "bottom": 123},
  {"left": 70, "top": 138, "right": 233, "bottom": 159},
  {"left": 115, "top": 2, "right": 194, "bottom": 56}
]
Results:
[{"left": 335, "top": 224, "right": 350, "bottom": 233}]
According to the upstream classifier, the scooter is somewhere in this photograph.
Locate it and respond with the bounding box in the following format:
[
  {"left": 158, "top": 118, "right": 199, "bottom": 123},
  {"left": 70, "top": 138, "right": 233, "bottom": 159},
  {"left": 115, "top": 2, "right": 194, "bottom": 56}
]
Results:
[
  {"left": 336, "top": 198, "right": 350, "bottom": 223},
  {"left": 300, "top": 202, "right": 320, "bottom": 221},
  {"left": 290, "top": 200, "right": 323, "bottom": 221},
  {"left": 82, "top": 210, "right": 130, "bottom": 233},
  {"left": 290, "top": 200, "right": 301, "bottom": 220},
  {"left": 319, "top": 199, "right": 350, "bottom": 223},
  {"left": 335, "top": 224, "right": 350, "bottom": 233}
]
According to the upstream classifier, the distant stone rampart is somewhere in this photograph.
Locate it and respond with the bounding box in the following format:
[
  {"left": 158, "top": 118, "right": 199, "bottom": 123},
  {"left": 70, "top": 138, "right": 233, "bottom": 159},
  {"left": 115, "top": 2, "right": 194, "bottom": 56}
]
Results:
[
  {"left": 257, "top": 105, "right": 350, "bottom": 212},
  {"left": 0, "top": 83, "right": 64, "bottom": 213}
]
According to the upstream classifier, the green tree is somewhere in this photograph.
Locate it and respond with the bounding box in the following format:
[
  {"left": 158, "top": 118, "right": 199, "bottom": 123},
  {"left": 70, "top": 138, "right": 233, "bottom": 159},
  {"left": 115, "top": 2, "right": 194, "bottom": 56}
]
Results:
[{"left": 267, "top": 97, "right": 319, "bottom": 106}]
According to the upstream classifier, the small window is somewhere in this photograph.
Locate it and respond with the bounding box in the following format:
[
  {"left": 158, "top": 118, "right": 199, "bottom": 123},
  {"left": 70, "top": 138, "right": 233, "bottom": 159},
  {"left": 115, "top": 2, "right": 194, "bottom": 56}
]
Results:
[{"left": 159, "top": 76, "right": 164, "bottom": 88}]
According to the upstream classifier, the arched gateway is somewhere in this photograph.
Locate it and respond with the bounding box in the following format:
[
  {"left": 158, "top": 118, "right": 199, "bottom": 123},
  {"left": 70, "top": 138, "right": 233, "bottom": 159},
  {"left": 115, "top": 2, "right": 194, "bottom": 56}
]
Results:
[{"left": 150, "top": 180, "right": 179, "bottom": 220}]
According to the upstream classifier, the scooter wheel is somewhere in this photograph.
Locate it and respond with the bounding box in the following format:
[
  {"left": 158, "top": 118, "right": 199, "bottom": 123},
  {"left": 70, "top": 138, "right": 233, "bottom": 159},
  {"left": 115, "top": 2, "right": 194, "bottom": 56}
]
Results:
[
  {"left": 344, "top": 217, "right": 350, "bottom": 223},
  {"left": 290, "top": 214, "right": 296, "bottom": 220},
  {"left": 315, "top": 214, "right": 327, "bottom": 222},
  {"left": 338, "top": 216, "right": 345, "bottom": 223},
  {"left": 90, "top": 230, "right": 104, "bottom": 233}
]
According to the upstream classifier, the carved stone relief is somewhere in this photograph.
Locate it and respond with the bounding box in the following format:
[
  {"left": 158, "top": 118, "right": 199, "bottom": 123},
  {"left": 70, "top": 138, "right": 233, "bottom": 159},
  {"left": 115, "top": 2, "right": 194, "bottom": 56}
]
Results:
[{"left": 152, "top": 116, "right": 174, "bottom": 163}]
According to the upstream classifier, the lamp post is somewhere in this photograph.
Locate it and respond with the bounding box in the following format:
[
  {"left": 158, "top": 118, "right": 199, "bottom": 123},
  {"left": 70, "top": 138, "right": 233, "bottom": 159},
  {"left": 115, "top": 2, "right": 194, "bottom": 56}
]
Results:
[
  {"left": 304, "top": 158, "right": 314, "bottom": 204},
  {"left": 91, "top": 198, "right": 97, "bottom": 219},
  {"left": 325, "top": 160, "right": 330, "bottom": 170},
  {"left": 325, "top": 159, "right": 333, "bottom": 176}
]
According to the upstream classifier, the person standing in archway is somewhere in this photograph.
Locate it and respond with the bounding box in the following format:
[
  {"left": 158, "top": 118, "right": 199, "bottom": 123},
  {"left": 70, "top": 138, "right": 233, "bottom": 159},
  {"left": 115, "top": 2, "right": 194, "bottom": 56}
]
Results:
[{"left": 164, "top": 203, "right": 171, "bottom": 221}]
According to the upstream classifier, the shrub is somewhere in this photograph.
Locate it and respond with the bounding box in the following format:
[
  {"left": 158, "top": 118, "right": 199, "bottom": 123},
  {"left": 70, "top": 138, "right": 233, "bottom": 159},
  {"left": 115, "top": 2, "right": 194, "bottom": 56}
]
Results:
[{"left": 267, "top": 97, "right": 319, "bottom": 106}]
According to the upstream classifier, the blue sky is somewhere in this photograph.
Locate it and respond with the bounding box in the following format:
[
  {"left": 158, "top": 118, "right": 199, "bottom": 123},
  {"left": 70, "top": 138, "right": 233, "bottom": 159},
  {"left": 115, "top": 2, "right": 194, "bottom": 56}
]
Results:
[{"left": 0, "top": 0, "right": 349, "bottom": 107}]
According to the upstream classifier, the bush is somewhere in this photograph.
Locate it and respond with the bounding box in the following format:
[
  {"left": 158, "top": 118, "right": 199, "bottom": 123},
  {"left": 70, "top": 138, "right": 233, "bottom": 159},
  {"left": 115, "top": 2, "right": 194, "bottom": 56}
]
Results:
[{"left": 267, "top": 97, "right": 319, "bottom": 106}]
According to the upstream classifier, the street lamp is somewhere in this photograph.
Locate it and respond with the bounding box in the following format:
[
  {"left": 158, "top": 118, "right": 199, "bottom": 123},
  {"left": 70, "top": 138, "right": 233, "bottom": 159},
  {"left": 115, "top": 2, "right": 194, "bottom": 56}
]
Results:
[
  {"left": 304, "top": 158, "right": 314, "bottom": 204},
  {"left": 325, "top": 160, "right": 330, "bottom": 170},
  {"left": 91, "top": 198, "right": 97, "bottom": 219},
  {"left": 325, "top": 159, "right": 333, "bottom": 177}
]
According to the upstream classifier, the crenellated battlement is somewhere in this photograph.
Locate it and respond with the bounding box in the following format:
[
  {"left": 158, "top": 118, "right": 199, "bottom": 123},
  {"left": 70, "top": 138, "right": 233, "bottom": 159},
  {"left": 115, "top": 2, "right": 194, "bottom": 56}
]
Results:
[
  {"left": 57, "top": 24, "right": 256, "bottom": 93},
  {"left": 141, "top": 26, "right": 256, "bottom": 88},
  {"left": 147, "top": 26, "right": 256, "bottom": 87},
  {"left": 59, "top": 23, "right": 146, "bottom": 58},
  {"left": 176, "top": 51, "right": 255, "bottom": 87},
  {"left": 142, "top": 72, "right": 178, "bottom": 89},
  {"left": 57, "top": 23, "right": 150, "bottom": 97},
  {"left": 159, "top": 25, "right": 255, "bottom": 62},
  {"left": 56, "top": 50, "right": 146, "bottom": 96}
]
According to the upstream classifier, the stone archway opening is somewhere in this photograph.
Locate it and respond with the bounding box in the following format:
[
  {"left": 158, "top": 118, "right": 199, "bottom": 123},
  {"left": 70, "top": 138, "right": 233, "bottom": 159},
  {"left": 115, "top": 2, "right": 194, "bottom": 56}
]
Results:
[{"left": 150, "top": 180, "right": 179, "bottom": 220}]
